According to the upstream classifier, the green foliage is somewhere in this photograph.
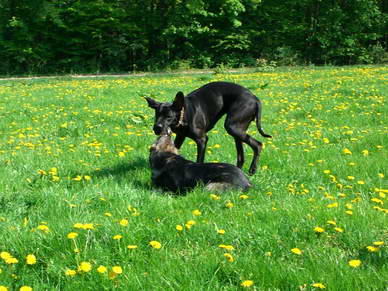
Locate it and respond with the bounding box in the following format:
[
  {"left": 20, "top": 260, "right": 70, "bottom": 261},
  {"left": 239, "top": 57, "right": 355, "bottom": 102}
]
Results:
[{"left": 0, "top": 0, "right": 386, "bottom": 74}]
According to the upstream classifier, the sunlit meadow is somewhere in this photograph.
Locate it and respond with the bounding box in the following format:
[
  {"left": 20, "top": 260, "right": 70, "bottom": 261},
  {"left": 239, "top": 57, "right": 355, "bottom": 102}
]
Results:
[{"left": 0, "top": 66, "right": 387, "bottom": 290}]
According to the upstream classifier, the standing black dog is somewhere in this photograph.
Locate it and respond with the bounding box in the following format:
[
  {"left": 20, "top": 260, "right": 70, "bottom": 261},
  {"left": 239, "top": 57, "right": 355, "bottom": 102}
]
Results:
[
  {"left": 146, "top": 81, "right": 271, "bottom": 175},
  {"left": 149, "top": 131, "right": 251, "bottom": 193}
]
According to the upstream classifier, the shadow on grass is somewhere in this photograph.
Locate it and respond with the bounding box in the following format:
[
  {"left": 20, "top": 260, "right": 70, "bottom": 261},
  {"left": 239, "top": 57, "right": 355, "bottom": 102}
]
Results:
[{"left": 89, "top": 157, "right": 151, "bottom": 191}]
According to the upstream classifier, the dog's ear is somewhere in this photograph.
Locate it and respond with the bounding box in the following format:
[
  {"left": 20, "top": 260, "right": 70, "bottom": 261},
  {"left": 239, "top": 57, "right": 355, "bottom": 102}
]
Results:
[
  {"left": 172, "top": 91, "right": 184, "bottom": 111},
  {"left": 145, "top": 97, "right": 160, "bottom": 109}
]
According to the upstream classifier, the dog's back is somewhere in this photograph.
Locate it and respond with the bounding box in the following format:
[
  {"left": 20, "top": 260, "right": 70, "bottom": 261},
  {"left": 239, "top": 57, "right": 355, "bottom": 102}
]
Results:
[{"left": 149, "top": 134, "right": 251, "bottom": 193}]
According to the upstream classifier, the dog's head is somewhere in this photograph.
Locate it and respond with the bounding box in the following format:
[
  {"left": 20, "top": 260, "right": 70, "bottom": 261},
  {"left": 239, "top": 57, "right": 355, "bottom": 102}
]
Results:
[
  {"left": 150, "top": 129, "right": 179, "bottom": 155},
  {"left": 145, "top": 91, "right": 184, "bottom": 135}
]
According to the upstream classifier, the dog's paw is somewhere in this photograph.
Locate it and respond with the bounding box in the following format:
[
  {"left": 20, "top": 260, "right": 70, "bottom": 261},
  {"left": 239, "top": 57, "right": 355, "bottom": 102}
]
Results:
[{"left": 248, "top": 167, "right": 257, "bottom": 176}]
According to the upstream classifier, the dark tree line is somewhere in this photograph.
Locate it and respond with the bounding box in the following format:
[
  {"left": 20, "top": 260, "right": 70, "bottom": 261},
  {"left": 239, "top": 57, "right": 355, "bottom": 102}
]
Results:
[{"left": 0, "top": 0, "right": 386, "bottom": 75}]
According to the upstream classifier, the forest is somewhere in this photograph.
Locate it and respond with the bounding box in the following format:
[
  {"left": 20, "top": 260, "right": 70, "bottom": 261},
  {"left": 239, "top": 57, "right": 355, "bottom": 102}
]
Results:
[{"left": 0, "top": 0, "right": 386, "bottom": 75}]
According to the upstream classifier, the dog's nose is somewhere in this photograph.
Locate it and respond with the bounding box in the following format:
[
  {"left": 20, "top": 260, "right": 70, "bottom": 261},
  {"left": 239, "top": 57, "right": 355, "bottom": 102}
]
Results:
[{"left": 153, "top": 124, "right": 163, "bottom": 135}]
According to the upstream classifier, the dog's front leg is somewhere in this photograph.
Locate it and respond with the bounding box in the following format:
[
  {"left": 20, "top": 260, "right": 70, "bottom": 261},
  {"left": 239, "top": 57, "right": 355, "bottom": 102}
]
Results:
[
  {"left": 174, "top": 134, "right": 186, "bottom": 149},
  {"left": 195, "top": 136, "right": 208, "bottom": 163}
]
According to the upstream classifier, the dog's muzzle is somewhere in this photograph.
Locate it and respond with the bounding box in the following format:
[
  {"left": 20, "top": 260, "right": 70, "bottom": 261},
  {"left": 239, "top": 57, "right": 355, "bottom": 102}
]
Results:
[{"left": 153, "top": 124, "right": 163, "bottom": 135}]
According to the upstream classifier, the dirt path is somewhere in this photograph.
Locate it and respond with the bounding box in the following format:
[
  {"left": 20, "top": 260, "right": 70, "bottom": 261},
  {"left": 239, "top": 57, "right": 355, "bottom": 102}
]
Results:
[{"left": 0, "top": 69, "right": 234, "bottom": 82}]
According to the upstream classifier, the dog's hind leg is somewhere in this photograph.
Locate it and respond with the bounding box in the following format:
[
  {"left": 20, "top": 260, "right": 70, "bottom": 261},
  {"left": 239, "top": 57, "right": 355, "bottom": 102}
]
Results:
[
  {"left": 234, "top": 137, "right": 244, "bottom": 168},
  {"left": 225, "top": 110, "right": 262, "bottom": 175}
]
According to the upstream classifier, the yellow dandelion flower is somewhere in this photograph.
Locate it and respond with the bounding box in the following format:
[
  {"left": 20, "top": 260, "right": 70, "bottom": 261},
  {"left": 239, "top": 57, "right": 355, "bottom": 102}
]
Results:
[
  {"left": 176, "top": 225, "right": 183, "bottom": 231},
  {"left": 97, "top": 265, "right": 107, "bottom": 273},
  {"left": 239, "top": 194, "right": 249, "bottom": 200},
  {"left": 357, "top": 180, "right": 365, "bottom": 185},
  {"left": 334, "top": 227, "right": 344, "bottom": 233},
  {"left": 82, "top": 223, "right": 94, "bottom": 230},
  {"left": 225, "top": 201, "right": 234, "bottom": 208},
  {"left": 84, "top": 175, "right": 91, "bottom": 181},
  {"left": 0, "top": 252, "right": 12, "bottom": 260},
  {"left": 127, "top": 245, "right": 138, "bottom": 250},
  {"left": 327, "top": 220, "right": 336, "bottom": 226},
  {"left": 26, "top": 254, "right": 37, "bottom": 265},
  {"left": 192, "top": 209, "right": 201, "bottom": 216},
  {"left": 38, "top": 169, "right": 47, "bottom": 175},
  {"left": 185, "top": 220, "right": 196, "bottom": 229},
  {"left": 323, "top": 170, "right": 330, "bottom": 174},
  {"left": 323, "top": 138, "right": 330, "bottom": 144},
  {"left": 361, "top": 150, "right": 369, "bottom": 156},
  {"left": 149, "top": 241, "right": 162, "bottom": 249},
  {"left": 5, "top": 257, "right": 18, "bottom": 264},
  {"left": 326, "top": 202, "right": 338, "bottom": 208},
  {"left": 218, "top": 244, "right": 235, "bottom": 251},
  {"left": 72, "top": 175, "right": 82, "bottom": 181},
  {"left": 343, "top": 148, "right": 352, "bottom": 155},
  {"left": 348, "top": 259, "right": 361, "bottom": 267},
  {"left": 118, "top": 152, "right": 125, "bottom": 157},
  {"left": 37, "top": 224, "right": 49, "bottom": 232},
  {"left": 210, "top": 194, "right": 220, "bottom": 200},
  {"left": 19, "top": 286, "right": 32, "bottom": 291},
  {"left": 217, "top": 229, "right": 226, "bottom": 235},
  {"left": 291, "top": 248, "right": 302, "bottom": 255},
  {"left": 223, "top": 253, "right": 234, "bottom": 262},
  {"left": 241, "top": 280, "right": 254, "bottom": 287},
  {"left": 366, "top": 246, "right": 379, "bottom": 252},
  {"left": 314, "top": 227, "right": 325, "bottom": 233},
  {"left": 345, "top": 210, "right": 353, "bottom": 215},
  {"left": 104, "top": 212, "right": 112, "bottom": 217},
  {"left": 49, "top": 167, "right": 58, "bottom": 175},
  {"left": 78, "top": 261, "right": 92, "bottom": 272},
  {"left": 371, "top": 198, "right": 383, "bottom": 205},
  {"left": 0, "top": 286, "right": 8, "bottom": 291},
  {"left": 119, "top": 219, "right": 128, "bottom": 226},
  {"left": 112, "top": 266, "right": 123, "bottom": 274},
  {"left": 378, "top": 173, "right": 384, "bottom": 178},
  {"left": 113, "top": 235, "right": 122, "bottom": 240},
  {"left": 311, "top": 283, "right": 326, "bottom": 289},
  {"left": 373, "top": 241, "right": 384, "bottom": 246},
  {"left": 73, "top": 223, "right": 83, "bottom": 229},
  {"left": 65, "top": 269, "right": 77, "bottom": 276},
  {"left": 347, "top": 176, "right": 355, "bottom": 180},
  {"left": 67, "top": 232, "right": 78, "bottom": 239}
]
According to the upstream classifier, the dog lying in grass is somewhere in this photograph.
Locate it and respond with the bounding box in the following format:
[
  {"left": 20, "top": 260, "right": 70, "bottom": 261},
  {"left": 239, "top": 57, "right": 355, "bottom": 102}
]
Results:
[{"left": 149, "top": 130, "right": 251, "bottom": 193}]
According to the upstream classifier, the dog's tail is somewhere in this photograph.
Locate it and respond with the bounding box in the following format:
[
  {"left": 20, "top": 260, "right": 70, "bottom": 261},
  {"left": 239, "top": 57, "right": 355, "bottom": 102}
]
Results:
[{"left": 255, "top": 99, "right": 272, "bottom": 138}]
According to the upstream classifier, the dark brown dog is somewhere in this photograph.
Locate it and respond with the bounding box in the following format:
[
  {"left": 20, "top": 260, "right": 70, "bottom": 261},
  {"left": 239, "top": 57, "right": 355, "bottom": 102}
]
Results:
[
  {"left": 146, "top": 81, "right": 271, "bottom": 175},
  {"left": 149, "top": 132, "right": 251, "bottom": 193}
]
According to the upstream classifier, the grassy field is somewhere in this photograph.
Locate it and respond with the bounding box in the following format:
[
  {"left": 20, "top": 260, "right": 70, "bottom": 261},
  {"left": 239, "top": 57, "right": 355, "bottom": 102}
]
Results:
[{"left": 0, "top": 66, "right": 387, "bottom": 290}]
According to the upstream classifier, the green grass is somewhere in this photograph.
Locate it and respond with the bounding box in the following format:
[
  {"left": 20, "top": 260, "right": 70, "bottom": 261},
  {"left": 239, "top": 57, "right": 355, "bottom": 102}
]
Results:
[{"left": 0, "top": 66, "right": 387, "bottom": 290}]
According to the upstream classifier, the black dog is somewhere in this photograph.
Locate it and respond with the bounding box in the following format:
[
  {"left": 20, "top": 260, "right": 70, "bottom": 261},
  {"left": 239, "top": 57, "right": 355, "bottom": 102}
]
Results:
[
  {"left": 146, "top": 81, "right": 271, "bottom": 175},
  {"left": 149, "top": 132, "right": 251, "bottom": 193}
]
